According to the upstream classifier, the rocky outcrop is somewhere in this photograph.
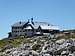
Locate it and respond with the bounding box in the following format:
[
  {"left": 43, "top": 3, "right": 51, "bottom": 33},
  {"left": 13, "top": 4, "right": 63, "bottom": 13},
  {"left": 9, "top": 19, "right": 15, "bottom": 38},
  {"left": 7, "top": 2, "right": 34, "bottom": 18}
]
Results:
[{"left": 0, "top": 36, "right": 75, "bottom": 56}]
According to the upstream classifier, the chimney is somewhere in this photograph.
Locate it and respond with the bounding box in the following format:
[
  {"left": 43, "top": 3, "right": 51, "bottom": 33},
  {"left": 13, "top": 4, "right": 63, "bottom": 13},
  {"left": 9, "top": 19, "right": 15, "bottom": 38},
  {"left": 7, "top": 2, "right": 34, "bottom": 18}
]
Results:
[
  {"left": 28, "top": 19, "right": 30, "bottom": 23},
  {"left": 19, "top": 21, "right": 21, "bottom": 24},
  {"left": 31, "top": 18, "right": 34, "bottom": 25},
  {"left": 31, "top": 18, "right": 33, "bottom": 21}
]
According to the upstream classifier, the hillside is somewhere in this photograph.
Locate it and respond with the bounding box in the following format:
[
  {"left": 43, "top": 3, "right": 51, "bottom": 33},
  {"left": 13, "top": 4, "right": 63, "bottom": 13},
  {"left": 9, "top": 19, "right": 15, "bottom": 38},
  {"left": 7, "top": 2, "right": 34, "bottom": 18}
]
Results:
[{"left": 0, "top": 34, "right": 75, "bottom": 56}]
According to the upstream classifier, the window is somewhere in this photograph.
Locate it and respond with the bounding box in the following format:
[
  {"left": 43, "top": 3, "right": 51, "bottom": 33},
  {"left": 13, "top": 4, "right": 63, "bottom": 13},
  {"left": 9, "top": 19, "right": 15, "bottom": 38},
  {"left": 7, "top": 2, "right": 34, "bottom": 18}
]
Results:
[
  {"left": 28, "top": 29, "right": 30, "bottom": 31},
  {"left": 25, "top": 29, "right": 27, "bottom": 31}
]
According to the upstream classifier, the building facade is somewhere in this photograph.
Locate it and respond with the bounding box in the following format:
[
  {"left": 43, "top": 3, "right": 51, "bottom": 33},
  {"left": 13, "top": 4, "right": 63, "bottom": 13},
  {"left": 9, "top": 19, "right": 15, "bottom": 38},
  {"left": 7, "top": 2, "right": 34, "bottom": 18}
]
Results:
[{"left": 8, "top": 18, "right": 60, "bottom": 37}]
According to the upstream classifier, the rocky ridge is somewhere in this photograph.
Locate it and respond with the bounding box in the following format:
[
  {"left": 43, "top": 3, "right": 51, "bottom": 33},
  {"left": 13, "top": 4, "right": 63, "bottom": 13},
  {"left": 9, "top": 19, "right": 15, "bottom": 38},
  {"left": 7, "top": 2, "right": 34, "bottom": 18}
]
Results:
[{"left": 0, "top": 36, "right": 75, "bottom": 56}]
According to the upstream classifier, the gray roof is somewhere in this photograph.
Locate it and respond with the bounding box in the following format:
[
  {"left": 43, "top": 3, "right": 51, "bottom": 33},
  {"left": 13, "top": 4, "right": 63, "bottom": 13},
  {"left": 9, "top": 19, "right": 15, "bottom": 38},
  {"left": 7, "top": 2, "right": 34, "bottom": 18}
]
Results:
[
  {"left": 12, "top": 21, "right": 49, "bottom": 27},
  {"left": 12, "top": 22, "right": 26, "bottom": 27},
  {"left": 34, "top": 22, "right": 49, "bottom": 26},
  {"left": 30, "top": 22, "right": 59, "bottom": 30},
  {"left": 30, "top": 22, "right": 50, "bottom": 29},
  {"left": 12, "top": 21, "right": 59, "bottom": 30}
]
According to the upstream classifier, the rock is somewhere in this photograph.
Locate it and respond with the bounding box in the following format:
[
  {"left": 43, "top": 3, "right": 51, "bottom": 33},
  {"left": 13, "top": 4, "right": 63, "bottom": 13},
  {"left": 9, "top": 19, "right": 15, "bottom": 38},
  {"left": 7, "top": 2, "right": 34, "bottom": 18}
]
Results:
[
  {"left": 3, "top": 44, "right": 13, "bottom": 50},
  {"left": 1, "top": 37, "right": 75, "bottom": 56}
]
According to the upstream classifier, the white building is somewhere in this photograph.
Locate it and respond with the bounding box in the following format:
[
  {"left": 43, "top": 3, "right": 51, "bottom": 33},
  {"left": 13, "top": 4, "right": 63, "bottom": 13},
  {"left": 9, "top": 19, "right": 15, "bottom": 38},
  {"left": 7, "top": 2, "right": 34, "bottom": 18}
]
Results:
[{"left": 8, "top": 18, "right": 60, "bottom": 37}]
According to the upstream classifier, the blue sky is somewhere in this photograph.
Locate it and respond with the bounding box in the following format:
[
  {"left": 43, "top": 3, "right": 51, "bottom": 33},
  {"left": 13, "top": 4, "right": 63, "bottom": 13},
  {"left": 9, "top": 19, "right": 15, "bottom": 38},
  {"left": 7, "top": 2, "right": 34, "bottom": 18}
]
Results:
[{"left": 0, "top": 0, "right": 75, "bottom": 39}]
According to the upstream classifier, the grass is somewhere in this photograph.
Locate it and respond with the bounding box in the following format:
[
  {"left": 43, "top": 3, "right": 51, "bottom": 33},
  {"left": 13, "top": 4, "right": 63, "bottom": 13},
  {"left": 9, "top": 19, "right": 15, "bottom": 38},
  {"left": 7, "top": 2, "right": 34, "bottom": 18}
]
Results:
[
  {"left": 0, "top": 36, "right": 33, "bottom": 49},
  {"left": 56, "top": 33, "right": 75, "bottom": 40},
  {"left": 32, "top": 43, "right": 41, "bottom": 52}
]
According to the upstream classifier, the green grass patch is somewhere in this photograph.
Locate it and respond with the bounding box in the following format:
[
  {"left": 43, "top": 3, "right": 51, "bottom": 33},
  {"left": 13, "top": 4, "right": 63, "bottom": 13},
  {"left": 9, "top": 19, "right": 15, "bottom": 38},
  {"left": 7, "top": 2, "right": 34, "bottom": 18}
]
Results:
[{"left": 0, "top": 36, "right": 33, "bottom": 49}]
